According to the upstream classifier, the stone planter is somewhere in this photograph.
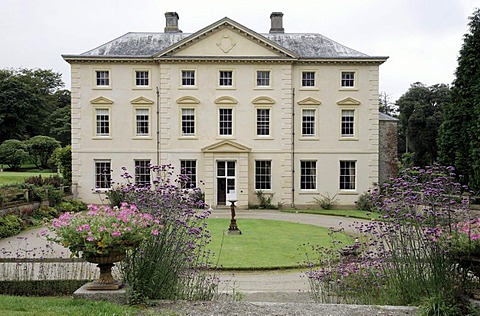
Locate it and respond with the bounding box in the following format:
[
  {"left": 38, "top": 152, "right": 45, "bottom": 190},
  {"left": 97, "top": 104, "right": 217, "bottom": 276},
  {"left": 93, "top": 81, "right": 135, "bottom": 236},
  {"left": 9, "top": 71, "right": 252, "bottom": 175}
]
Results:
[{"left": 83, "top": 250, "right": 126, "bottom": 290}]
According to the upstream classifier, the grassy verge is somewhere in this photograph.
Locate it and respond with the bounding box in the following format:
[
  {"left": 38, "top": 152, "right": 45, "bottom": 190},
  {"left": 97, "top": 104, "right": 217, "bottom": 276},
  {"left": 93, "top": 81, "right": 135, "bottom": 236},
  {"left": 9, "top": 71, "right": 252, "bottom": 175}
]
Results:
[
  {"left": 281, "top": 209, "right": 380, "bottom": 220},
  {"left": 0, "top": 295, "right": 141, "bottom": 316},
  {"left": 0, "top": 171, "right": 57, "bottom": 185},
  {"left": 206, "top": 218, "right": 352, "bottom": 270}
]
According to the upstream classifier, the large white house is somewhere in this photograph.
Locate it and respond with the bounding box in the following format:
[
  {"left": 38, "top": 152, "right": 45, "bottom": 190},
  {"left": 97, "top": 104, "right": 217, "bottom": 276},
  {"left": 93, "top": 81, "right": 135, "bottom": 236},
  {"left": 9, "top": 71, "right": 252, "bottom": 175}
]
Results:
[{"left": 63, "top": 12, "right": 388, "bottom": 208}]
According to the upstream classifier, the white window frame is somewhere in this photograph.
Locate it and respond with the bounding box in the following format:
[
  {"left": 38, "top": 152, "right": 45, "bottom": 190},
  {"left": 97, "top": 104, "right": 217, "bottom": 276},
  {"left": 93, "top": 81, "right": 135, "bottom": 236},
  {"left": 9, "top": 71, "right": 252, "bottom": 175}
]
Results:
[
  {"left": 255, "top": 160, "right": 272, "bottom": 190},
  {"left": 180, "top": 160, "right": 197, "bottom": 189},
  {"left": 255, "top": 70, "right": 272, "bottom": 88},
  {"left": 180, "top": 107, "right": 196, "bottom": 137},
  {"left": 94, "top": 160, "right": 111, "bottom": 190},
  {"left": 94, "top": 107, "right": 111, "bottom": 138},
  {"left": 134, "top": 108, "right": 150, "bottom": 138},
  {"left": 134, "top": 159, "right": 151, "bottom": 186},
  {"left": 300, "top": 70, "right": 317, "bottom": 89},
  {"left": 340, "top": 108, "right": 357, "bottom": 139},
  {"left": 181, "top": 69, "right": 196, "bottom": 88},
  {"left": 340, "top": 160, "right": 356, "bottom": 191},
  {"left": 255, "top": 107, "right": 271, "bottom": 138},
  {"left": 94, "top": 69, "right": 111, "bottom": 89},
  {"left": 340, "top": 70, "right": 357, "bottom": 89},
  {"left": 218, "top": 70, "right": 234, "bottom": 88},
  {"left": 133, "top": 69, "right": 151, "bottom": 89},
  {"left": 218, "top": 107, "right": 234, "bottom": 137},
  {"left": 301, "top": 108, "right": 317, "bottom": 138},
  {"left": 300, "top": 160, "right": 317, "bottom": 191}
]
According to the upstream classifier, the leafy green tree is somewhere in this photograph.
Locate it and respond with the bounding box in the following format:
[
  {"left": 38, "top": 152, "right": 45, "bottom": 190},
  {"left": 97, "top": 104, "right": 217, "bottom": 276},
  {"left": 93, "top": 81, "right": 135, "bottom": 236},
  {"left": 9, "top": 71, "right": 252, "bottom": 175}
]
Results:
[
  {"left": 49, "top": 145, "right": 72, "bottom": 184},
  {"left": 47, "top": 90, "right": 71, "bottom": 146},
  {"left": 439, "top": 8, "right": 480, "bottom": 191},
  {"left": 396, "top": 82, "right": 450, "bottom": 166},
  {"left": 0, "top": 139, "right": 29, "bottom": 170},
  {"left": 0, "top": 68, "right": 66, "bottom": 143},
  {"left": 25, "top": 135, "right": 61, "bottom": 169}
]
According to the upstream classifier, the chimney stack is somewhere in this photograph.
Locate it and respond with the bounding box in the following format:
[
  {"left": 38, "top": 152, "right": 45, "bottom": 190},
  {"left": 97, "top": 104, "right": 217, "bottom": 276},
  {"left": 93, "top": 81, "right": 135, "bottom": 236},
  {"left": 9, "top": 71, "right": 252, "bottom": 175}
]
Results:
[
  {"left": 165, "top": 12, "right": 182, "bottom": 33},
  {"left": 269, "top": 12, "right": 284, "bottom": 34}
]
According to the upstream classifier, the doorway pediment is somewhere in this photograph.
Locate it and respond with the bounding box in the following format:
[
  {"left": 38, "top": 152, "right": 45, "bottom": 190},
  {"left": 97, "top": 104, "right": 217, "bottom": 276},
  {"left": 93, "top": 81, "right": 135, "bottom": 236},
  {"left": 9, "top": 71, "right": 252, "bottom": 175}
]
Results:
[{"left": 202, "top": 140, "right": 251, "bottom": 153}]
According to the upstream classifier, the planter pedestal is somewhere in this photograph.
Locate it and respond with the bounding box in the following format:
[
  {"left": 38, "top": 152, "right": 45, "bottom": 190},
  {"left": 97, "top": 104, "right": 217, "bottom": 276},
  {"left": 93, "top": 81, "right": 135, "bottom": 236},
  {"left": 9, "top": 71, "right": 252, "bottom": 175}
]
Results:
[{"left": 83, "top": 251, "right": 126, "bottom": 291}]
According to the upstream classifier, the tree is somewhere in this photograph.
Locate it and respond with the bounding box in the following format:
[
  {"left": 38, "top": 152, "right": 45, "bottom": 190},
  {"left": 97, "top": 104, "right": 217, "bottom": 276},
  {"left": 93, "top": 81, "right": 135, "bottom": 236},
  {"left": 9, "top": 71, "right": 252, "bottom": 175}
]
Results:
[
  {"left": 0, "top": 68, "right": 66, "bottom": 143},
  {"left": 379, "top": 92, "right": 397, "bottom": 117},
  {"left": 49, "top": 145, "right": 72, "bottom": 184},
  {"left": 439, "top": 8, "right": 480, "bottom": 191},
  {"left": 396, "top": 82, "right": 450, "bottom": 167},
  {"left": 47, "top": 90, "right": 71, "bottom": 146},
  {"left": 0, "top": 139, "right": 29, "bottom": 170},
  {"left": 25, "top": 135, "right": 61, "bottom": 169}
]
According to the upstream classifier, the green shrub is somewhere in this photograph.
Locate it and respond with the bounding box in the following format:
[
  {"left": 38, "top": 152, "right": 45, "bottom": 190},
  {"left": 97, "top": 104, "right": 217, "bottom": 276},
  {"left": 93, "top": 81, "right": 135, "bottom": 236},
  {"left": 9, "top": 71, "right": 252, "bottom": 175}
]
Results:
[
  {"left": 46, "top": 187, "right": 63, "bottom": 206},
  {"left": 255, "top": 190, "right": 277, "bottom": 209},
  {"left": 24, "top": 175, "right": 45, "bottom": 186},
  {"left": 356, "top": 192, "right": 374, "bottom": 211},
  {"left": 55, "top": 200, "right": 88, "bottom": 213},
  {"left": 0, "top": 214, "right": 23, "bottom": 238},
  {"left": 312, "top": 193, "right": 338, "bottom": 210}
]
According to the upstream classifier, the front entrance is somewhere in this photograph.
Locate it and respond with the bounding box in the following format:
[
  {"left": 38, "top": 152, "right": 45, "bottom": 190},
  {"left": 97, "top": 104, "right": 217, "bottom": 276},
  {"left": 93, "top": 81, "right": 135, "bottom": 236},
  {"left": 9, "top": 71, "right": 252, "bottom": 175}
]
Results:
[{"left": 217, "top": 161, "right": 236, "bottom": 205}]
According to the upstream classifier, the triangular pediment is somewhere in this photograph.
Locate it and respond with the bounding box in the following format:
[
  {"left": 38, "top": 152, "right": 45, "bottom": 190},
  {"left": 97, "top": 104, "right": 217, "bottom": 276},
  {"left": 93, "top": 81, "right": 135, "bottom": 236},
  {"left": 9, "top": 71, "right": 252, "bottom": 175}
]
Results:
[
  {"left": 202, "top": 140, "right": 252, "bottom": 153},
  {"left": 214, "top": 96, "right": 238, "bottom": 105},
  {"left": 177, "top": 96, "right": 200, "bottom": 104},
  {"left": 90, "top": 96, "right": 113, "bottom": 104},
  {"left": 297, "top": 97, "right": 321, "bottom": 106},
  {"left": 337, "top": 97, "right": 361, "bottom": 106},
  {"left": 130, "top": 96, "right": 154, "bottom": 105},
  {"left": 252, "top": 96, "right": 275, "bottom": 105},
  {"left": 155, "top": 18, "right": 297, "bottom": 59}
]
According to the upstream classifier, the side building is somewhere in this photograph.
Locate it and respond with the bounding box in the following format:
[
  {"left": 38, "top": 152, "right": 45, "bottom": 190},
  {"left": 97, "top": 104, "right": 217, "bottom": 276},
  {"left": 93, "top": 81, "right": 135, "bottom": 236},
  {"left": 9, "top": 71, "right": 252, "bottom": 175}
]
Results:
[{"left": 63, "top": 12, "right": 388, "bottom": 208}]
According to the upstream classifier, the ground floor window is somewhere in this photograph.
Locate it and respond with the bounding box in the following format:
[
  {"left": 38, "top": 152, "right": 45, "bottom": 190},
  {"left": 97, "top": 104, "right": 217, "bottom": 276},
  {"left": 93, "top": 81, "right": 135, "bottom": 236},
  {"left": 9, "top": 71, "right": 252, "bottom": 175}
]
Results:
[
  {"left": 300, "top": 160, "right": 316, "bottom": 190},
  {"left": 255, "top": 160, "right": 271, "bottom": 190},
  {"left": 340, "top": 160, "right": 356, "bottom": 190},
  {"left": 95, "top": 160, "right": 111, "bottom": 189},
  {"left": 180, "top": 160, "right": 197, "bottom": 189},
  {"left": 135, "top": 160, "right": 151, "bottom": 186}
]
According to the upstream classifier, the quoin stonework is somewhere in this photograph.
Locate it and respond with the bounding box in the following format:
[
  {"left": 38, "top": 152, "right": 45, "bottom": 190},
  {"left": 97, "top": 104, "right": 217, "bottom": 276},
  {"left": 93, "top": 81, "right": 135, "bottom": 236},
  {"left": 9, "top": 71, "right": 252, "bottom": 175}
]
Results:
[{"left": 63, "top": 12, "right": 389, "bottom": 208}]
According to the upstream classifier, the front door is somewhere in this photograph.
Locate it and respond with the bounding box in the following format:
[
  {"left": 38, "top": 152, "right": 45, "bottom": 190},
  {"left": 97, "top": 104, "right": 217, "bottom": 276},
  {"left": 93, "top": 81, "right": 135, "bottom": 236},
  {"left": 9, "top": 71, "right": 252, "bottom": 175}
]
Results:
[{"left": 217, "top": 161, "right": 236, "bottom": 205}]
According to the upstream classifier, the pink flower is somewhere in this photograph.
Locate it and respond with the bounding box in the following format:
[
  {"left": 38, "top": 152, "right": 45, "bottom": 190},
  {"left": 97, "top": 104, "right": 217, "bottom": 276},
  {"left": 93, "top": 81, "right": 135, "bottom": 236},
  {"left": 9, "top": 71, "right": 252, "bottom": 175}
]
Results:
[
  {"left": 152, "top": 229, "right": 159, "bottom": 236},
  {"left": 86, "top": 236, "right": 95, "bottom": 242},
  {"left": 112, "top": 231, "right": 122, "bottom": 237}
]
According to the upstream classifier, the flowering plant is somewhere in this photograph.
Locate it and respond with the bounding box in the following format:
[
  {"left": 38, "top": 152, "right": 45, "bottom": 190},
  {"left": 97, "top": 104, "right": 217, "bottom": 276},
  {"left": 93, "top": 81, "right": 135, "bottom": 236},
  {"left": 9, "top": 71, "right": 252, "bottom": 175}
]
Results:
[
  {"left": 47, "top": 203, "right": 161, "bottom": 257},
  {"left": 446, "top": 218, "right": 480, "bottom": 258}
]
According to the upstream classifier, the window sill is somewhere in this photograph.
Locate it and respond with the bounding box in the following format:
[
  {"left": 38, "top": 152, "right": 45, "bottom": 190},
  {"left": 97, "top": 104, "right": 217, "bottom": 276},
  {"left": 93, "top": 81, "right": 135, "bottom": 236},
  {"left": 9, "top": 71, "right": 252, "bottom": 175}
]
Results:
[
  {"left": 254, "top": 136, "right": 273, "bottom": 140},
  {"left": 179, "top": 86, "right": 198, "bottom": 90},
  {"left": 216, "top": 86, "right": 236, "bottom": 90},
  {"left": 339, "top": 87, "right": 358, "bottom": 91},
  {"left": 133, "top": 136, "right": 153, "bottom": 140},
  {"left": 299, "top": 190, "right": 319, "bottom": 195},
  {"left": 300, "top": 137, "right": 319, "bottom": 141},
  {"left": 254, "top": 86, "right": 273, "bottom": 90},
  {"left": 132, "top": 86, "right": 152, "bottom": 90},
  {"left": 338, "top": 137, "right": 358, "bottom": 141},
  {"left": 93, "top": 86, "right": 112, "bottom": 90},
  {"left": 92, "top": 136, "right": 112, "bottom": 140},
  {"left": 338, "top": 190, "right": 358, "bottom": 195},
  {"left": 299, "top": 87, "right": 319, "bottom": 91},
  {"left": 179, "top": 136, "right": 198, "bottom": 140}
]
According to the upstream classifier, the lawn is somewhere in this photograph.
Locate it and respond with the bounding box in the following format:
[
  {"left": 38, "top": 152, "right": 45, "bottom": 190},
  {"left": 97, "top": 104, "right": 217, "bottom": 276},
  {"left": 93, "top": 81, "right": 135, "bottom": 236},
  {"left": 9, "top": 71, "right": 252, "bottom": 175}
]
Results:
[
  {"left": 282, "top": 209, "right": 380, "bottom": 220},
  {"left": 205, "top": 218, "right": 352, "bottom": 269},
  {"left": 0, "top": 171, "right": 57, "bottom": 185},
  {"left": 0, "top": 295, "right": 141, "bottom": 316}
]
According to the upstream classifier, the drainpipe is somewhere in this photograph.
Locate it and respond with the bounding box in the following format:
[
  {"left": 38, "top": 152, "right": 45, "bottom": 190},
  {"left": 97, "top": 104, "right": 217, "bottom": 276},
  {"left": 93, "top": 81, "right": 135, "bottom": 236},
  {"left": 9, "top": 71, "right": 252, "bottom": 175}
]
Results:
[
  {"left": 291, "top": 88, "right": 295, "bottom": 208},
  {"left": 156, "top": 86, "right": 160, "bottom": 166}
]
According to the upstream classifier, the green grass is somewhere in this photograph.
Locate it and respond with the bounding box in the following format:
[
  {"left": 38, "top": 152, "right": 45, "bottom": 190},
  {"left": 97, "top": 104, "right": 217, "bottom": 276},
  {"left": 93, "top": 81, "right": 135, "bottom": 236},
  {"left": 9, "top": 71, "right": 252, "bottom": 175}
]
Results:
[
  {"left": 282, "top": 209, "right": 381, "bottom": 220},
  {"left": 205, "top": 218, "right": 352, "bottom": 269},
  {"left": 0, "top": 295, "right": 141, "bottom": 316},
  {"left": 0, "top": 171, "right": 57, "bottom": 185}
]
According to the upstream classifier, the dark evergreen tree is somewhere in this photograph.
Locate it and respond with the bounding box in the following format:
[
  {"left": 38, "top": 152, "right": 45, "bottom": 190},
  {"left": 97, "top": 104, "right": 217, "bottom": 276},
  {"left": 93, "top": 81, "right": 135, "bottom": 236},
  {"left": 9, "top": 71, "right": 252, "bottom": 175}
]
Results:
[{"left": 439, "top": 8, "right": 480, "bottom": 191}]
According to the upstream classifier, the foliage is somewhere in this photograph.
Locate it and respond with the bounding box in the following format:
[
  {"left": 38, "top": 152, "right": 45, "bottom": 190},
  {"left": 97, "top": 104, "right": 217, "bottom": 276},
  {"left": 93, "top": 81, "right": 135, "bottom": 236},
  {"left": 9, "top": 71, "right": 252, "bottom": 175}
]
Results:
[
  {"left": 49, "top": 145, "right": 72, "bottom": 184},
  {"left": 0, "top": 280, "right": 87, "bottom": 297},
  {"left": 47, "top": 90, "right": 71, "bottom": 146},
  {"left": 254, "top": 190, "right": 276, "bottom": 209},
  {"left": 355, "top": 192, "right": 374, "bottom": 211},
  {"left": 0, "top": 214, "right": 23, "bottom": 238},
  {"left": 379, "top": 91, "right": 397, "bottom": 116},
  {"left": 396, "top": 82, "right": 450, "bottom": 166},
  {"left": 0, "top": 139, "right": 29, "bottom": 170},
  {"left": 25, "top": 135, "right": 61, "bottom": 169},
  {"left": 0, "top": 68, "right": 67, "bottom": 143},
  {"left": 443, "top": 218, "right": 480, "bottom": 257},
  {"left": 46, "top": 203, "right": 161, "bottom": 257},
  {"left": 312, "top": 192, "right": 338, "bottom": 210},
  {"left": 54, "top": 199, "right": 88, "bottom": 213},
  {"left": 306, "top": 165, "right": 474, "bottom": 309},
  {"left": 438, "top": 8, "right": 480, "bottom": 191},
  {"left": 417, "top": 294, "right": 465, "bottom": 316},
  {"left": 108, "top": 164, "right": 218, "bottom": 300}
]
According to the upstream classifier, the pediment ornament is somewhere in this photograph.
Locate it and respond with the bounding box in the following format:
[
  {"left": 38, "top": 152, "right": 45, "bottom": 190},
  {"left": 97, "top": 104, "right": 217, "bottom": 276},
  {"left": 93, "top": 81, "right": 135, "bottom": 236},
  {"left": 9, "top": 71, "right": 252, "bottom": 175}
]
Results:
[
  {"left": 130, "top": 96, "right": 154, "bottom": 105},
  {"left": 337, "top": 97, "right": 361, "bottom": 106},
  {"left": 90, "top": 96, "right": 114, "bottom": 104},
  {"left": 202, "top": 140, "right": 251, "bottom": 153},
  {"left": 297, "top": 97, "right": 321, "bottom": 106},
  {"left": 252, "top": 96, "right": 275, "bottom": 105},
  {"left": 177, "top": 96, "right": 200, "bottom": 104},
  {"left": 214, "top": 96, "right": 238, "bottom": 104},
  {"left": 216, "top": 33, "right": 236, "bottom": 53}
]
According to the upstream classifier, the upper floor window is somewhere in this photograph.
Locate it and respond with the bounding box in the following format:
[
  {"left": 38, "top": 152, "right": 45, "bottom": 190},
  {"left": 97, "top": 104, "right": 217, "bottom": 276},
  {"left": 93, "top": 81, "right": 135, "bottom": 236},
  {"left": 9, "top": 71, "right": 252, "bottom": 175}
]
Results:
[
  {"left": 181, "top": 108, "right": 195, "bottom": 136},
  {"left": 182, "top": 70, "right": 195, "bottom": 86},
  {"left": 219, "top": 70, "right": 233, "bottom": 87},
  {"left": 95, "top": 160, "right": 111, "bottom": 189},
  {"left": 256, "top": 108, "right": 270, "bottom": 137},
  {"left": 135, "top": 160, "right": 151, "bottom": 186},
  {"left": 96, "top": 70, "right": 110, "bottom": 87},
  {"left": 341, "top": 71, "right": 355, "bottom": 87},
  {"left": 135, "top": 71, "right": 149, "bottom": 87},
  {"left": 300, "top": 160, "right": 316, "bottom": 190},
  {"left": 180, "top": 160, "right": 197, "bottom": 189},
  {"left": 341, "top": 109, "right": 355, "bottom": 137},
  {"left": 301, "top": 71, "right": 315, "bottom": 87},
  {"left": 302, "top": 109, "right": 316, "bottom": 137},
  {"left": 95, "top": 108, "right": 110, "bottom": 137},
  {"left": 135, "top": 109, "right": 149, "bottom": 136},
  {"left": 256, "top": 70, "right": 270, "bottom": 87},
  {"left": 340, "top": 160, "right": 356, "bottom": 190},
  {"left": 219, "top": 108, "right": 233, "bottom": 136},
  {"left": 255, "top": 160, "right": 271, "bottom": 190}
]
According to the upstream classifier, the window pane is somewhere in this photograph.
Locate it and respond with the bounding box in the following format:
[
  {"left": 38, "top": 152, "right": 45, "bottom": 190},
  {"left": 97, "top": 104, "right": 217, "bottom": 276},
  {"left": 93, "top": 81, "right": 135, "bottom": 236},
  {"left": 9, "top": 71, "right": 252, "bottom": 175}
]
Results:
[
  {"left": 95, "top": 161, "right": 111, "bottom": 189},
  {"left": 136, "top": 109, "right": 149, "bottom": 136},
  {"left": 341, "top": 110, "right": 355, "bottom": 137},
  {"left": 256, "top": 71, "right": 270, "bottom": 86},
  {"left": 255, "top": 160, "right": 271, "bottom": 190},
  {"left": 181, "top": 160, "right": 197, "bottom": 189},
  {"left": 302, "top": 109, "right": 315, "bottom": 136},
  {"left": 341, "top": 72, "right": 355, "bottom": 87},
  {"left": 182, "top": 108, "right": 195, "bottom": 136},
  {"left": 302, "top": 71, "right": 315, "bottom": 87},
  {"left": 340, "top": 161, "right": 356, "bottom": 190},
  {"left": 182, "top": 70, "right": 195, "bottom": 86},
  {"left": 256, "top": 109, "right": 270, "bottom": 136},
  {"left": 135, "top": 160, "right": 151, "bottom": 186},
  {"left": 96, "top": 108, "right": 109, "bottom": 136},
  {"left": 135, "top": 71, "right": 149, "bottom": 86},
  {"left": 219, "top": 108, "right": 232, "bottom": 135},
  {"left": 96, "top": 71, "right": 109, "bottom": 86},
  {"left": 300, "top": 161, "right": 316, "bottom": 190},
  {"left": 219, "top": 71, "right": 233, "bottom": 86}
]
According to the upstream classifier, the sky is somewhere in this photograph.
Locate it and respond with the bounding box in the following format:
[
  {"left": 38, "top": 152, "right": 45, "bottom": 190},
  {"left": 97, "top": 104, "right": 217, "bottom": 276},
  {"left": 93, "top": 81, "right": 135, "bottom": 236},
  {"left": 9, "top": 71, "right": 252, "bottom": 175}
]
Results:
[{"left": 0, "top": 0, "right": 477, "bottom": 102}]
